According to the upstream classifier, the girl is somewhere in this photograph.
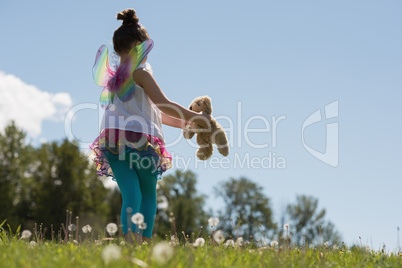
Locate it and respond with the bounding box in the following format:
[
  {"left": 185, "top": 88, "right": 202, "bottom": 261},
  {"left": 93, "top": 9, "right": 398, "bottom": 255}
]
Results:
[{"left": 89, "top": 8, "right": 211, "bottom": 244}]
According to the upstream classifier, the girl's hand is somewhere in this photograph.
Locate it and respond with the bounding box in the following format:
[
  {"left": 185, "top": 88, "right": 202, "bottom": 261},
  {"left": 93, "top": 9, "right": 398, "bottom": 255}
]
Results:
[{"left": 193, "top": 111, "right": 212, "bottom": 129}]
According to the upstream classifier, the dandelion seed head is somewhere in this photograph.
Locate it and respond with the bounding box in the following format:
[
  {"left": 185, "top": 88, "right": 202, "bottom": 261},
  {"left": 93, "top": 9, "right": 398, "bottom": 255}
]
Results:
[
  {"left": 236, "top": 237, "right": 243, "bottom": 246},
  {"left": 82, "top": 224, "right": 92, "bottom": 234},
  {"left": 106, "top": 223, "right": 118, "bottom": 236},
  {"left": 194, "top": 238, "right": 205, "bottom": 247},
  {"left": 213, "top": 230, "right": 225, "bottom": 244},
  {"left": 21, "top": 230, "right": 32, "bottom": 239},
  {"left": 101, "top": 245, "right": 121, "bottom": 264},
  {"left": 283, "top": 223, "right": 289, "bottom": 230},
  {"left": 131, "top": 213, "right": 144, "bottom": 225},
  {"left": 138, "top": 222, "right": 147, "bottom": 230},
  {"left": 333, "top": 245, "right": 339, "bottom": 250},
  {"left": 324, "top": 241, "right": 329, "bottom": 247},
  {"left": 225, "top": 239, "right": 235, "bottom": 247},
  {"left": 270, "top": 241, "right": 278, "bottom": 248},
  {"left": 68, "top": 224, "right": 76, "bottom": 232},
  {"left": 152, "top": 242, "right": 173, "bottom": 264},
  {"left": 208, "top": 217, "right": 219, "bottom": 227},
  {"left": 169, "top": 235, "right": 179, "bottom": 246},
  {"left": 29, "top": 241, "right": 36, "bottom": 247}
]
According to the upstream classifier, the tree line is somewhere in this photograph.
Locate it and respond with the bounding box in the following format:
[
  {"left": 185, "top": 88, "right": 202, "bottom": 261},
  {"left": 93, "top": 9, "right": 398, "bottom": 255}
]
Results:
[{"left": 0, "top": 121, "right": 341, "bottom": 245}]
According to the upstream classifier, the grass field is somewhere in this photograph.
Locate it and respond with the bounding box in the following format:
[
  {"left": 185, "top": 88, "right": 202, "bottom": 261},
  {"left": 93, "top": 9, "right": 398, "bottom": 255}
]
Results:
[{"left": 1, "top": 222, "right": 401, "bottom": 268}]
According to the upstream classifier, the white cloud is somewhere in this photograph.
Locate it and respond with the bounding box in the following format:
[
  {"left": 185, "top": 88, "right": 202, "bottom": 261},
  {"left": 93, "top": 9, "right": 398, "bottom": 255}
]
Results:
[{"left": 0, "top": 71, "right": 72, "bottom": 137}]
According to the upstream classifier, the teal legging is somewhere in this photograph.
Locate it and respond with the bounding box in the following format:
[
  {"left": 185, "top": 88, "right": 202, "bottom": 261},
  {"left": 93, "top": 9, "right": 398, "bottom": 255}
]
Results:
[{"left": 107, "top": 155, "right": 158, "bottom": 238}]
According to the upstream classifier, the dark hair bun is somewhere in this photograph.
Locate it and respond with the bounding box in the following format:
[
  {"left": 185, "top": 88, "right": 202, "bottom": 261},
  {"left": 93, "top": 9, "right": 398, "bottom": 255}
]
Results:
[{"left": 117, "top": 9, "right": 139, "bottom": 26}]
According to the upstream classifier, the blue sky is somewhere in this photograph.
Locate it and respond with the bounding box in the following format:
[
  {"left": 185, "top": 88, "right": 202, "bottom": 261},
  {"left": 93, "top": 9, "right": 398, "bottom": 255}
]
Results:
[{"left": 1, "top": 0, "right": 401, "bottom": 250}]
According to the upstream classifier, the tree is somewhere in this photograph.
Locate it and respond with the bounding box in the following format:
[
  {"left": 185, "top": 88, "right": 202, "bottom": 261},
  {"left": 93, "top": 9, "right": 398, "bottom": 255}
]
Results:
[
  {"left": 29, "top": 138, "right": 111, "bottom": 236},
  {"left": 154, "top": 170, "right": 208, "bottom": 238},
  {"left": 286, "top": 195, "right": 341, "bottom": 245},
  {"left": 214, "top": 177, "right": 276, "bottom": 240},
  {"left": 0, "top": 121, "right": 34, "bottom": 229},
  {"left": 0, "top": 121, "right": 128, "bottom": 237}
]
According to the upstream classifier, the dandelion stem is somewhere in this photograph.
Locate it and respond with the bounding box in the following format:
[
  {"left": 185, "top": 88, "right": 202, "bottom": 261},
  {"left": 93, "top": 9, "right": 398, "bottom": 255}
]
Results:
[
  {"left": 171, "top": 218, "right": 176, "bottom": 238},
  {"left": 33, "top": 223, "right": 38, "bottom": 243},
  {"left": 126, "top": 207, "right": 132, "bottom": 234},
  {"left": 76, "top": 216, "right": 79, "bottom": 242},
  {"left": 319, "top": 225, "right": 322, "bottom": 246},
  {"left": 182, "top": 231, "right": 188, "bottom": 244},
  {"left": 58, "top": 228, "right": 62, "bottom": 244},
  {"left": 65, "top": 210, "right": 69, "bottom": 242},
  {"left": 69, "top": 211, "right": 72, "bottom": 240},
  {"left": 51, "top": 224, "right": 54, "bottom": 243},
  {"left": 42, "top": 227, "right": 47, "bottom": 242},
  {"left": 397, "top": 226, "right": 400, "bottom": 253},
  {"left": 61, "top": 223, "right": 68, "bottom": 243},
  {"left": 39, "top": 223, "right": 43, "bottom": 242},
  {"left": 196, "top": 226, "right": 203, "bottom": 239}
]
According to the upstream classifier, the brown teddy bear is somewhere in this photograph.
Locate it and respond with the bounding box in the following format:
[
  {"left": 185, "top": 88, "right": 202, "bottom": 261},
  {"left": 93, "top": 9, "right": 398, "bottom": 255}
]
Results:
[{"left": 183, "top": 96, "right": 229, "bottom": 160}]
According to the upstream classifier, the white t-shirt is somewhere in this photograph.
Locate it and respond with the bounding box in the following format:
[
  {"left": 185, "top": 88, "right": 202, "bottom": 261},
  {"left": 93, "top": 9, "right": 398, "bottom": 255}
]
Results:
[{"left": 100, "top": 63, "right": 165, "bottom": 143}]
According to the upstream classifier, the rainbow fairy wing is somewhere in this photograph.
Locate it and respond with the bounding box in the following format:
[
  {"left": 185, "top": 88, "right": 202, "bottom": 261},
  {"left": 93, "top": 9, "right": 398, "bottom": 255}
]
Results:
[
  {"left": 129, "top": 39, "right": 154, "bottom": 72},
  {"left": 117, "top": 39, "right": 154, "bottom": 101},
  {"left": 99, "top": 87, "right": 115, "bottom": 109},
  {"left": 92, "top": 45, "right": 114, "bottom": 86},
  {"left": 93, "top": 45, "right": 116, "bottom": 109}
]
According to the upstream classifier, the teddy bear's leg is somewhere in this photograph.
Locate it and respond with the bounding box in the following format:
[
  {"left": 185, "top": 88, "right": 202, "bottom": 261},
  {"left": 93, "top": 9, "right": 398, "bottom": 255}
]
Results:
[
  {"left": 217, "top": 142, "right": 229, "bottom": 156},
  {"left": 196, "top": 145, "right": 213, "bottom": 160},
  {"left": 196, "top": 133, "right": 213, "bottom": 160},
  {"left": 212, "top": 130, "right": 229, "bottom": 156},
  {"left": 217, "top": 145, "right": 229, "bottom": 156}
]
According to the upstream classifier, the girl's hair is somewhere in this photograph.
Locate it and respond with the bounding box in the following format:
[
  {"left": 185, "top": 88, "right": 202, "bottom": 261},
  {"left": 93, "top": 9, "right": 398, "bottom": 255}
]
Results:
[{"left": 113, "top": 9, "right": 150, "bottom": 55}]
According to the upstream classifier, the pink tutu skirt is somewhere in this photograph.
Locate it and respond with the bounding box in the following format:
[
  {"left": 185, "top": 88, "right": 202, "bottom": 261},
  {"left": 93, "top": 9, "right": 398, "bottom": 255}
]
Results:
[{"left": 89, "top": 129, "right": 172, "bottom": 180}]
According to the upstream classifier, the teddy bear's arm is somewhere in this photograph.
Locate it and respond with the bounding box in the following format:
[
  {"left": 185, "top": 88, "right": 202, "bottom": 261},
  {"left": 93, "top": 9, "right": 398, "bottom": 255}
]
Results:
[{"left": 183, "top": 123, "right": 195, "bottom": 139}]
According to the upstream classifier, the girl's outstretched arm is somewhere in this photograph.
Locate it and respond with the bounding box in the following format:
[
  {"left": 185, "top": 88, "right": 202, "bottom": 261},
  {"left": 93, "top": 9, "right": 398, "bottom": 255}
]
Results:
[
  {"left": 133, "top": 69, "right": 211, "bottom": 128},
  {"left": 161, "top": 112, "right": 193, "bottom": 129}
]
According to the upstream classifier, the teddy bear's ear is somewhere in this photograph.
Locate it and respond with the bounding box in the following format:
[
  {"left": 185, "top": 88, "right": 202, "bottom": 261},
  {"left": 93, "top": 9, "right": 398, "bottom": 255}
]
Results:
[{"left": 203, "top": 96, "right": 212, "bottom": 115}]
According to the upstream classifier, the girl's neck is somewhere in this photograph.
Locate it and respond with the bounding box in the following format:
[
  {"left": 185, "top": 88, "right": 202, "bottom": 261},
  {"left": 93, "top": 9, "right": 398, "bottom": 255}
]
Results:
[{"left": 119, "top": 53, "right": 129, "bottom": 64}]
